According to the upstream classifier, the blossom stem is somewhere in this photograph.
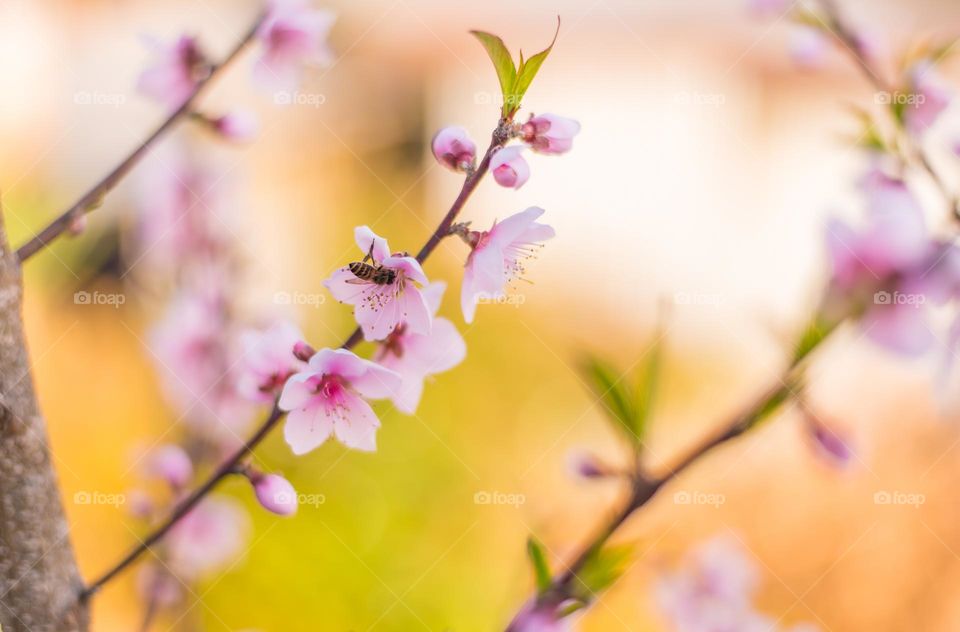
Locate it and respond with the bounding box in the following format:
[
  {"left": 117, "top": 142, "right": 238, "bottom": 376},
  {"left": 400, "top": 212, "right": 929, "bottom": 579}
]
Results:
[
  {"left": 508, "top": 337, "right": 820, "bottom": 625},
  {"left": 341, "top": 124, "right": 509, "bottom": 349},
  {"left": 85, "top": 118, "right": 510, "bottom": 598},
  {"left": 80, "top": 405, "right": 284, "bottom": 600},
  {"left": 814, "top": 0, "right": 959, "bottom": 217},
  {"left": 14, "top": 10, "right": 267, "bottom": 263}
]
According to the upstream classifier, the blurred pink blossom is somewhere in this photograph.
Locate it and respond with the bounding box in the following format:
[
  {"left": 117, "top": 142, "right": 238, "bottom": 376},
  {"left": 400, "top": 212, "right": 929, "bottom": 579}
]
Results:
[
  {"left": 255, "top": 0, "right": 335, "bottom": 90},
  {"left": 460, "top": 207, "right": 555, "bottom": 323},
  {"left": 788, "top": 26, "right": 829, "bottom": 69},
  {"left": 491, "top": 145, "right": 531, "bottom": 189},
  {"left": 507, "top": 600, "right": 571, "bottom": 632},
  {"left": 137, "top": 35, "right": 209, "bottom": 108},
  {"left": 432, "top": 126, "right": 477, "bottom": 172},
  {"left": 375, "top": 282, "right": 466, "bottom": 414},
  {"left": 904, "top": 62, "right": 953, "bottom": 137},
  {"left": 145, "top": 444, "right": 194, "bottom": 489},
  {"left": 166, "top": 495, "right": 250, "bottom": 580},
  {"left": 213, "top": 110, "right": 260, "bottom": 142},
  {"left": 521, "top": 114, "right": 581, "bottom": 155},
  {"left": 278, "top": 348, "right": 401, "bottom": 454},
  {"left": 237, "top": 320, "right": 308, "bottom": 403},
  {"left": 325, "top": 226, "right": 432, "bottom": 341}
]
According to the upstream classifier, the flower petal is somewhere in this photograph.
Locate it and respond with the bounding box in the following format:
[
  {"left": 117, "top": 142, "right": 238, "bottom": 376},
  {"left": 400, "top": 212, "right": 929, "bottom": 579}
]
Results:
[
  {"left": 354, "top": 226, "right": 391, "bottom": 263},
  {"left": 283, "top": 405, "right": 333, "bottom": 455},
  {"left": 331, "top": 392, "right": 381, "bottom": 452}
]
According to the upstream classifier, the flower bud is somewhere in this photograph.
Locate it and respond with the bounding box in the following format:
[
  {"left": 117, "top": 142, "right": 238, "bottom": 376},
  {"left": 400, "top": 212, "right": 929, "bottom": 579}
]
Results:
[
  {"left": 802, "top": 409, "right": 853, "bottom": 468},
  {"left": 67, "top": 214, "right": 88, "bottom": 236},
  {"left": 147, "top": 444, "right": 193, "bottom": 488},
  {"left": 490, "top": 145, "right": 530, "bottom": 189},
  {"left": 567, "top": 451, "right": 611, "bottom": 479},
  {"left": 293, "top": 340, "right": 316, "bottom": 362},
  {"left": 521, "top": 114, "right": 581, "bottom": 155},
  {"left": 213, "top": 110, "right": 260, "bottom": 142},
  {"left": 251, "top": 472, "right": 298, "bottom": 516},
  {"left": 431, "top": 126, "right": 477, "bottom": 172}
]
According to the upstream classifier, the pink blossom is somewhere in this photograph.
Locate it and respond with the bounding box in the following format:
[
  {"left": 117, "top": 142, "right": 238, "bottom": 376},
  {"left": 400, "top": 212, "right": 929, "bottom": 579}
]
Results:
[
  {"left": 432, "top": 126, "right": 477, "bottom": 172},
  {"left": 324, "top": 226, "right": 432, "bottom": 341},
  {"left": 655, "top": 535, "right": 769, "bottom": 632},
  {"left": 278, "top": 348, "right": 402, "bottom": 454},
  {"left": 137, "top": 565, "right": 182, "bottom": 607},
  {"left": 904, "top": 62, "right": 953, "bottom": 137},
  {"left": 166, "top": 495, "right": 250, "bottom": 580},
  {"left": 491, "top": 145, "right": 531, "bottom": 189},
  {"left": 802, "top": 410, "right": 853, "bottom": 468},
  {"left": 460, "top": 207, "right": 555, "bottom": 324},
  {"left": 145, "top": 444, "right": 194, "bottom": 488},
  {"left": 149, "top": 291, "right": 254, "bottom": 439},
  {"left": 375, "top": 282, "right": 466, "bottom": 414},
  {"left": 788, "top": 26, "right": 828, "bottom": 69},
  {"left": 137, "top": 35, "right": 209, "bottom": 108},
  {"left": 521, "top": 114, "right": 581, "bottom": 155},
  {"left": 250, "top": 473, "right": 298, "bottom": 516},
  {"left": 746, "top": 0, "right": 791, "bottom": 18},
  {"left": 236, "top": 320, "right": 308, "bottom": 403},
  {"left": 213, "top": 110, "right": 260, "bottom": 142},
  {"left": 136, "top": 148, "right": 232, "bottom": 268},
  {"left": 255, "top": 0, "right": 336, "bottom": 90}
]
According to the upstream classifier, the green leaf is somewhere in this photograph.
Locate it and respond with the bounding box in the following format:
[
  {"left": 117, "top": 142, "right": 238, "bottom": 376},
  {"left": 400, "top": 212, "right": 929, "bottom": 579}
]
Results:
[
  {"left": 571, "top": 544, "right": 633, "bottom": 601},
  {"left": 527, "top": 536, "right": 553, "bottom": 594},
  {"left": 508, "top": 18, "right": 561, "bottom": 116},
  {"left": 632, "top": 334, "right": 663, "bottom": 440},
  {"left": 470, "top": 30, "right": 517, "bottom": 116},
  {"left": 582, "top": 356, "right": 638, "bottom": 444}
]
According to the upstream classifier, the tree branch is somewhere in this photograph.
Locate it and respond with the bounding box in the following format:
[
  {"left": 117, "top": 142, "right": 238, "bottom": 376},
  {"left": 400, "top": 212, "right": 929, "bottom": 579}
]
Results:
[
  {"left": 0, "top": 204, "right": 88, "bottom": 630},
  {"left": 83, "top": 120, "right": 510, "bottom": 598},
  {"left": 14, "top": 10, "right": 267, "bottom": 263}
]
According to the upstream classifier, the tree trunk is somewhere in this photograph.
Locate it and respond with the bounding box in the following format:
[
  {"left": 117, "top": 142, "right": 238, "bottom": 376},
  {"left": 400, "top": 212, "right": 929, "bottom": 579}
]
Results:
[{"left": 0, "top": 210, "right": 87, "bottom": 630}]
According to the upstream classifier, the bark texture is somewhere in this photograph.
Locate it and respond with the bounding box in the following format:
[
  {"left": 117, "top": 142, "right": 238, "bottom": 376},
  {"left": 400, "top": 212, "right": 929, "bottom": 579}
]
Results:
[{"left": 0, "top": 211, "right": 87, "bottom": 630}]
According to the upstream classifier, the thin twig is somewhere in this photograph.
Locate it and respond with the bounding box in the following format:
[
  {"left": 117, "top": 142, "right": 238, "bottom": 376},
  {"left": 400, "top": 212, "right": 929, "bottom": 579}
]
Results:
[
  {"left": 14, "top": 11, "right": 267, "bottom": 262},
  {"left": 83, "top": 120, "right": 509, "bottom": 599}
]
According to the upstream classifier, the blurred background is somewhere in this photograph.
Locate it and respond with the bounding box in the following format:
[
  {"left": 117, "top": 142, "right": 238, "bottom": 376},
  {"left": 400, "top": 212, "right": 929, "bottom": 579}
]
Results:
[{"left": 4, "top": 0, "right": 960, "bottom": 629}]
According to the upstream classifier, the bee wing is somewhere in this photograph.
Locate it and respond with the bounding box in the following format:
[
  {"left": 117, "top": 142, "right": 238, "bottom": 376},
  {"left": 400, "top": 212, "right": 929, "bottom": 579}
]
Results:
[{"left": 344, "top": 278, "right": 372, "bottom": 285}]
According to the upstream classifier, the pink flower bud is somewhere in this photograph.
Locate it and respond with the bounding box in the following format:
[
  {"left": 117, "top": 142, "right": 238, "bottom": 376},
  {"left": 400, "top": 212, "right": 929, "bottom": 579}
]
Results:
[
  {"left": 67, "top": 214, "right": 88, "bottom": 236},
  {"left": 251, "top": 473, "right": 298, "bottom": 516},
  {"left": 126, "top": 489, "right": 154, "bottom": 520},
  {"left": 431, "top": 126, "right": 477, "bottom": 172},
  {"left": 802, "top": 409, "right": 853, "bottom": 468},
  {"left": 521, "top": 114, "right": 581, "bottom": 155},
  {"left": 293, "top": 340, "right": 316, "bottom": 362},
  {"left": 214, "top": 110, "right": 260, "bottom": 141},
  {"left": 147, "top": 444, "right": 193, "bottom": 488},
  {"left": 567, "top": 451, "right": 610, "bottom": 479},
  {"left": 490, "top": 146, "right": 530, "bottom": 189}
]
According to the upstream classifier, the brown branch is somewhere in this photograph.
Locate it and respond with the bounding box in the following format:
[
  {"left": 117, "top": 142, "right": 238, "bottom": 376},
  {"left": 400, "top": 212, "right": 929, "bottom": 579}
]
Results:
[
  {"left": 84, "top": 120, "right": 510, "bottom": 599},
  {"left": 14, "top": 11, "right": 267, "bottom": 263}
]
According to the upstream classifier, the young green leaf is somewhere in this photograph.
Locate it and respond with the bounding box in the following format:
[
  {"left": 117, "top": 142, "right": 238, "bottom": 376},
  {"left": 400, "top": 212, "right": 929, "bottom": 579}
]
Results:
[
  {"left": 470, "top": 30, "right": 517, "bottom": 116},
  {"left": 632, "top": 334, "right": 663, "bottom": 441},
  {"left": 571, "top": 544, "right": 633, "bottom": 601},
  {"left": 582, "top": 356, "right": 638, "bottom": 445},
  {"left": 527, "top": 536, "right": 553, "bottom": 594},
  {"left": 509, "top": 18, "right": 560, "bottom": 115}
]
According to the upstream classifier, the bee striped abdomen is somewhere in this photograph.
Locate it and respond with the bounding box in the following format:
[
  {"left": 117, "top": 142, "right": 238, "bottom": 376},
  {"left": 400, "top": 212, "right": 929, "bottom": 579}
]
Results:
[{"left": 348, "top": 262, "right": 396, "bottom": 285}]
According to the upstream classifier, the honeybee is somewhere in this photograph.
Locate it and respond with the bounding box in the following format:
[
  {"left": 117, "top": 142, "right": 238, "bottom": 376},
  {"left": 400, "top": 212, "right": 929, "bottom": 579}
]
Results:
[{"left": 346, "top": 242, "right": 397, "bottom": 286}]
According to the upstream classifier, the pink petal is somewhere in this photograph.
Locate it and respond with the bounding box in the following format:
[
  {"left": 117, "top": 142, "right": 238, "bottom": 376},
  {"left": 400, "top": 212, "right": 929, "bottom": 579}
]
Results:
[
  {"left": 354, "top": 225, "right": 390, "bottom": 263},
  {"left": 331, "top": 391, "right": 381, "bottom": 452},
  {"left": 283, "top": 404, "right": 333, "bottom": 455},
  {"left": 403, "top": 317, "right": 466, "bottom": 375},
  {"left": 490, "top": 207, "right": 547, "bottom": 247},
  {"left": 863, "top": 303, "right": 935, "bottom": 356},
  {"left": 421, "top": 281, "right": 447, "bottom": 317},
  {"left": 278, "top": 372, "right": 317, "bottom": 410},
  {"left": 397, "top": 285, "right": 432, "bottom": 336},
  {"left": 382, "top": 255, "right": 428, "bottom": 285},
  {"left": 348, "top": 362, "right": 403, "bottom": 400}
]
